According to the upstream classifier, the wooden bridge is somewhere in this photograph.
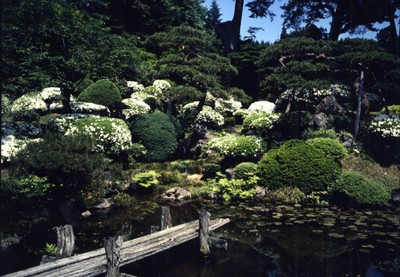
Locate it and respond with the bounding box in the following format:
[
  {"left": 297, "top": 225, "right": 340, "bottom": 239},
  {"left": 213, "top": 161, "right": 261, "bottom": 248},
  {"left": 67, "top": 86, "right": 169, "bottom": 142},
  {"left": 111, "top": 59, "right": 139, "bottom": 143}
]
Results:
[{"left": 4, "top": 217, "right": 230, "bottom": 277}]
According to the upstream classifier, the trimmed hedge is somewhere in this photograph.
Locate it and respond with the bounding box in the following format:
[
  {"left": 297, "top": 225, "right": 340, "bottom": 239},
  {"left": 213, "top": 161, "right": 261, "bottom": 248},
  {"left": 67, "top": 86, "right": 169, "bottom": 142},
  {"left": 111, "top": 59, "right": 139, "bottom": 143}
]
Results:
[
  {"left": 233, "top": 162, "right": 258, "bottom": 180},
  {"left": 130, "top": 111, "right": 180, "bottom": 162},
  {"left": 257, "top": 140, "right": 340, "bottom": 194},
  {"left": 78, "top": 79, "right": 122, "bottom": 106},
  {"left": 330, "top": 172, "right": 390, "bottom": 206},
  {"left": 306, "top": 137, "right": 347, "bottom": 162}
]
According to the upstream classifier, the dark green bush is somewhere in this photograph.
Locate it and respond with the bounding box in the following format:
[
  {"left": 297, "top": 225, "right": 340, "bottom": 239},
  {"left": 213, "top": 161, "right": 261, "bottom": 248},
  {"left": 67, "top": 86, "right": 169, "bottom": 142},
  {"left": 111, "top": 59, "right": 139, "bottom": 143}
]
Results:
[
  {"left": 233, "top": 162, "right": 258, "bottom": 180},
  {"left": 306, "top": 137, "right": 348, "bottom": 162},
  {"left": 273, "top": 111, "right": 312, "bottom": 139},
  {"left": 302, "top": 129, "right": 337, "bottom": 140},
  {"left": 330, "top": 172, "right": 390, "bottom": 206},
  {"left": 257, "top": 140, "right": 341, "bottom": 194},
  {"left": 130, "top": 111, "right": 180, "bottom": 162},
  {"left": 202, "top": 163, "right": 221, "bottom": 179},
  {"left": 112, "top": 193, "right": 136, "bottom": 207},
  {"left": 8, "top": 133, "right": 109, "bottom": 205},
  {"left": 77, "top": 79, "right": 122, "bottom": 106}
]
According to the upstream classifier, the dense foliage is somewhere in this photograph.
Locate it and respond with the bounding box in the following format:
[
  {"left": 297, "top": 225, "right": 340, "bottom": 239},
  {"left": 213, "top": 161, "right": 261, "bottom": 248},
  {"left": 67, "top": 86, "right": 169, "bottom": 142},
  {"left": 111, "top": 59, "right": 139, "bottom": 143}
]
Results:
[
  {"left": 257, "top": 140, "right": 341, "bottom": 194},
  {"left": 77, "top": 79, "right": 122, "bottom": 106},
  {"left": 129, "top": 111, "right": 181, "bottom": 162},
  {"left": 330, "top": 172, "right": 390, "bottom": 206}
]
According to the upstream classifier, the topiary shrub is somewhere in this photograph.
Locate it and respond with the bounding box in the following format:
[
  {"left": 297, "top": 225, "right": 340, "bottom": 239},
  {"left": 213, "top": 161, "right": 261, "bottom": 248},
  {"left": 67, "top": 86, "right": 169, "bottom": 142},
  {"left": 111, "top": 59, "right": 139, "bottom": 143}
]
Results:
[
  {"left": 77, "top": 79, "right": 122, "bottom": 106},
  {"left": 302, "top": 129, "right": 337, "bottom": 140},
  {"left": 65, "top": 116, "right": 132, "bottom": 156},
  {"left": 306, "top": 137, "right": 348, "bottom": 162},
  {"left": 203, "top": 134, "right": 263, "bottom": 162},
  {"left": 329, "top": 172, "right": 390, "bottom": 206},
  {"left": 129, "top": 111, "right": 180, "bottom": 162},
  {"left": 233, "top": 162, "right": 258, "bottom": 180},
  {"left": 257, "top": 140, "right": 341, "bottom": 194},
  {"left": 242, "top": 113, "right": 280, "bottom": 136}
]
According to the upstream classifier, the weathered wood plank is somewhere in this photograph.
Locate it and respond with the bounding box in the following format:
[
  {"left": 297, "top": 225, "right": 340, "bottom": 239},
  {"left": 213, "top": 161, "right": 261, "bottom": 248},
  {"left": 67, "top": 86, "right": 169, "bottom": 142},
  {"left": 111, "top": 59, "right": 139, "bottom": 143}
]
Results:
[{"left": 4, "top": 218, "right": 229, "bottom": 277}]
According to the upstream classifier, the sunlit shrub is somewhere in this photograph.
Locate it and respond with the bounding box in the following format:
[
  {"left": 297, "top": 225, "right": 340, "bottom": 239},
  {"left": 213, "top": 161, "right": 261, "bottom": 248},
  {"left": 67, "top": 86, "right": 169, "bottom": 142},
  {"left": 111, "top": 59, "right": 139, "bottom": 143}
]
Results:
[
  {"left": 330, "top": 172, "right": 390, "bottom": 206},
  {"left": 257, "top": 140, "right": 341, "bottom": 194},
  {"left": 306, "top": 137, "right": 348, "bottom": 162},
  {"left": 132, "top": 170, "right": 160, "bottom": 188},
  {"left": 268, "top": 186, "right": 306, "bottom": 204},
  {"left": 233, "top": 162, "right": 258, "bottom": 180},
  {"left": 77, "top": 79, "right": 122, "bottom": 106},
  {"left": 243, "top": 113, "right": 280, "bottom": 135},
  {"left": 215, "top": 176, "right": 259, "bottom": 202},
  {"left": 203, "top": 134, "right": 263, "bottom": 161},
  {"left": 195, "top": 107, "right": 225, "bottom": 129}
]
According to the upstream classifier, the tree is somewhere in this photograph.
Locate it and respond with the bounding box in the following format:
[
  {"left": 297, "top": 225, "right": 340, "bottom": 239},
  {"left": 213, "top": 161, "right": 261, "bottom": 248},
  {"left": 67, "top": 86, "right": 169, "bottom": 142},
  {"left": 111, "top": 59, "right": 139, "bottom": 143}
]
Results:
[
  {"left": 206, "top": 0, "right": 222, "bottom": 31},
  {"left": 282, "top": 0, "right": 400, "bottom": 40},
  {"left": 1, "top": 0, "right": 149, "bottom": 100},
  {"left": 216, "top": 0, "right": 275, "bottom": 53}
]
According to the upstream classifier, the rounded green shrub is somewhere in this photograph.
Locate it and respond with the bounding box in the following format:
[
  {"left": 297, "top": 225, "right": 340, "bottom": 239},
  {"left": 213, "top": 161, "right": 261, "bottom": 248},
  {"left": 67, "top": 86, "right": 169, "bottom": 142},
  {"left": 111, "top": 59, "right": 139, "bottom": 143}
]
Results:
[
  {"left": 306, "top": 137, "right": 348, "bottom": 162},
  {"left": 130, "top": 111, "right": 180, "bottom": 162},
  {"left": 77, "top": 79, "right": 122, "bottom": 106},
  {"left": 302, "top": 129, "right": 337, "bottom": 140},
  {"left": 233, "top": 162, "right": 258, "bottom": 180},
  {"left": 257, "top": 140, "right": 341, "bottom": 194},
  {"left": 330, "top": 172, "right": 390, "bottom": 206}
]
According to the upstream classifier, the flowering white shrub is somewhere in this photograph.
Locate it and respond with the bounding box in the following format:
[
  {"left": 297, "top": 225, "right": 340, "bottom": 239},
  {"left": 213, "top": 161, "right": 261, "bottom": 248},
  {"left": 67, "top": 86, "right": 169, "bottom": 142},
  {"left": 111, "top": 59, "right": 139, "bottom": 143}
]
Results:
[
  {"left": 204, "top": 134, "right": 263, "bottom": 159},
  {"left": 243, "top": 113, "right": 281, "bottom": 133},
  {"left": 215, "top": 97, "right": 242, "bottom": 113},
  {"left": 41, "top": 87, "right": 61, "bottom": 101},
  {"left": 65, "top": 116, "right": 132, "bottom": 155},
  {"left": 70, "top": 101, "right": 110, "bottom": 115},
  {"left": 248, "top": 101, "right": 276, "bottom": 114},
  {"left": 181, "top": 101, "right": 199, "bottom": 113},
  {"left": 1, "top": 135, "right": 40, "bottom": 164},
  {"left": 277, "top": 84, "right": 350, "bottom": 107},
  {"left": 11, "top": 92, "right": 47, "bottom": 114},
  {"left": 153, "top": 79, "right": 171, "bottom": 92},
  {"left": 369, "top": 114, "right": 400, "bottom": 138},
  {"left": 127, "top": 81, "right": 145, "bottom": 92},
  {"left": 195, "top": 107, "right": 225, "bottom": 127},
  {"left": 130, "top": 91, "right": 157, "bottom": 102},
  {"left": 122, "top": 98, "right": 151, "bottom": 119}
]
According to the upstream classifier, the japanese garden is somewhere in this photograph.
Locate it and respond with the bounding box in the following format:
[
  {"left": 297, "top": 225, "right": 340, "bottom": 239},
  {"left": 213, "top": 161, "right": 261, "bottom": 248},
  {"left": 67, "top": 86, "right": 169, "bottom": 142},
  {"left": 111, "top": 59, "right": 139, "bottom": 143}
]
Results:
[{"left": 1, "top": 0, "right": 399, "bottom": 276}]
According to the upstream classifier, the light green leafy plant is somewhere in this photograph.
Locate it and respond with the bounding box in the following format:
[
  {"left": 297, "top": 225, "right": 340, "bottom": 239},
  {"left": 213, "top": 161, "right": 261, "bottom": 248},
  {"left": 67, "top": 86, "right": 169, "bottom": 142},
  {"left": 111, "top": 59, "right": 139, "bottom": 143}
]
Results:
[
  {"left": 132, "top": 170, "right": 160, "bottom": 188},
  {"left": 44, "top": 242, "right": 58, "bottom": 256}
]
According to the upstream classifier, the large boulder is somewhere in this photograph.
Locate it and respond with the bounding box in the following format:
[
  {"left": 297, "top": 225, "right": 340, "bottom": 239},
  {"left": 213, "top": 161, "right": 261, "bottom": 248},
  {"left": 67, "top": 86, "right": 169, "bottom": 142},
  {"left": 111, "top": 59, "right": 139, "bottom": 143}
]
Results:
[{"left": 315, "top": 95, "right": 345, "bottom": 115}]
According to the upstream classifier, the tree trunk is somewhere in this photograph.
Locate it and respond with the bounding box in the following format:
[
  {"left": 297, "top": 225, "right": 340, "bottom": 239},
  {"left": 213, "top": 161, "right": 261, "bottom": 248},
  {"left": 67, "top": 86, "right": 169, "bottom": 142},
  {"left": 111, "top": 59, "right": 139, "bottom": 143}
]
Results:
[
  {"left": 354, "top": 70, "right": 364, "bottom": 139},
  {"left": 329, "top": 4, "right": 345, "bottom": 40},
  {"left": 216, "top": 0, "right": 244, "bottom": 52}
]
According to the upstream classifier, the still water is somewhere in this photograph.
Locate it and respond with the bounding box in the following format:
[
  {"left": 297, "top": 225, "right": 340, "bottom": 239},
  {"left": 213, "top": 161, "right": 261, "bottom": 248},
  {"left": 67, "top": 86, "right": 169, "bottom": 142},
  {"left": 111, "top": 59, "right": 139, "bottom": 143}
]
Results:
[{"left": 0, "top": 198, "right": 398, "bottom": 276}]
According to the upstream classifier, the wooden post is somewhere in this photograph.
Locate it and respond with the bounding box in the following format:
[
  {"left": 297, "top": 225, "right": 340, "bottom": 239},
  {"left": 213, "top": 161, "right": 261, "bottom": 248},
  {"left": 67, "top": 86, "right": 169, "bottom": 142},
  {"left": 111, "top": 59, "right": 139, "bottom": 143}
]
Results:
[
  {"left": 54, "top": 225, "right": 75, "bottom": 258},
  {"left": 199, "top": 210, "right": 211, "bottom": 256},
  {"left": 104, "top": 236, "right": 123, "bottom": 277},
  {"left": 161, "top": 205, "right": 172, "bottom": 230}
]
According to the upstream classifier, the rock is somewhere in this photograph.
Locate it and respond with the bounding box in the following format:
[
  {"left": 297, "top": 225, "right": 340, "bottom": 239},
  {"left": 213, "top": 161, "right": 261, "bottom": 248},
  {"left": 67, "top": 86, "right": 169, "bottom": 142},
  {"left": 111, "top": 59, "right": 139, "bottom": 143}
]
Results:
[
  {"left": 93, "top": 198, "right": 113, "bottom": 209},
  {"left": 185, "top": 174, "right": 203, "bottom": 185},
  {"left": 310, "top": 112, "right": 329, "bottom": 130},
  {"left": 255, "top": 186, "right": 267, "bottom": 199},
  {"left": 315, "top": 95, "right": 345, "bottom": 115},
  {"left": 70, "top": 101, "right": 110, "bottom": 116},
  {"left": 160, "top": 187, "right": 192, "bottom": 201},
  {"left": 81, "top": 210, "right": 92, "bottom": 218}
]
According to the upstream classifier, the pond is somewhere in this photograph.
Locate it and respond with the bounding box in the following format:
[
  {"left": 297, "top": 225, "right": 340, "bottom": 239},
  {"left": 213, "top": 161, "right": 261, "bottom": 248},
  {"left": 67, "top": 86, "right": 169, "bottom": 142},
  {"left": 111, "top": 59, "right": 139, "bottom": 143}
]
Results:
[{"left": 0, "top": 198, "right": 399, "bottom": 276}]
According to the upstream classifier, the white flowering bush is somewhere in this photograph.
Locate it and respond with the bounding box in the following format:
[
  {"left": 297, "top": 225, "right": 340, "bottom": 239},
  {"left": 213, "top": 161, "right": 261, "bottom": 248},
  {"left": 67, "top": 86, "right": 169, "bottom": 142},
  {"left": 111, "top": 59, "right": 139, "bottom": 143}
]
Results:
[
  {"left": 276, "top": 84, "right": 350, "bottom": 108},
  {"left": 203, "top": 134, "right": 263, "bottom": 160},
  {"left": 121, "top": 98, "right": 151, "bottom": 119},
  {"left": 11, "top": 92, "right": 47, "bottom": 114},
  {"left": 369, "top": 114, "right": 400, "bottom": 138},
  {"left": 215, "top": 97, "right": 242, "bottom": 113},
  {"left": 65, "top": 116, "right": 132, "bottom": 155},
  {"left": 195, "top": 107, "right": 225, "bottom": 128},
  {"left": 1, "top": 136, "right": 40, "bottom": 164},
  {"left": 41, "top": 87, "right": 61, "bottom": 101},
  {"left": 127, "top": 81, "right": 145, "bottom": 93},
  {"left": 153, "top": 79, "right": 171, "bottom": 92},
  {"left": 248, "top": 101, "right": 276, "bottom": 114},
  {"left": 243, "top": 113, "right": 281, "bottom": 135},
  {"left": 70, "top": 101, "right": 110, "bottom": 115}
]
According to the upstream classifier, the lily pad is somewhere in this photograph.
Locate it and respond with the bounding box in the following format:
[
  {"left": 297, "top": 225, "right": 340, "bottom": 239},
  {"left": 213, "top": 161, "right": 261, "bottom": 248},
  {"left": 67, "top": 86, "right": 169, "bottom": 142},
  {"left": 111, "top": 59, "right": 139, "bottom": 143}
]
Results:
[{"left": 328, "top": 232, "right": 345, "bottom": 238}]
